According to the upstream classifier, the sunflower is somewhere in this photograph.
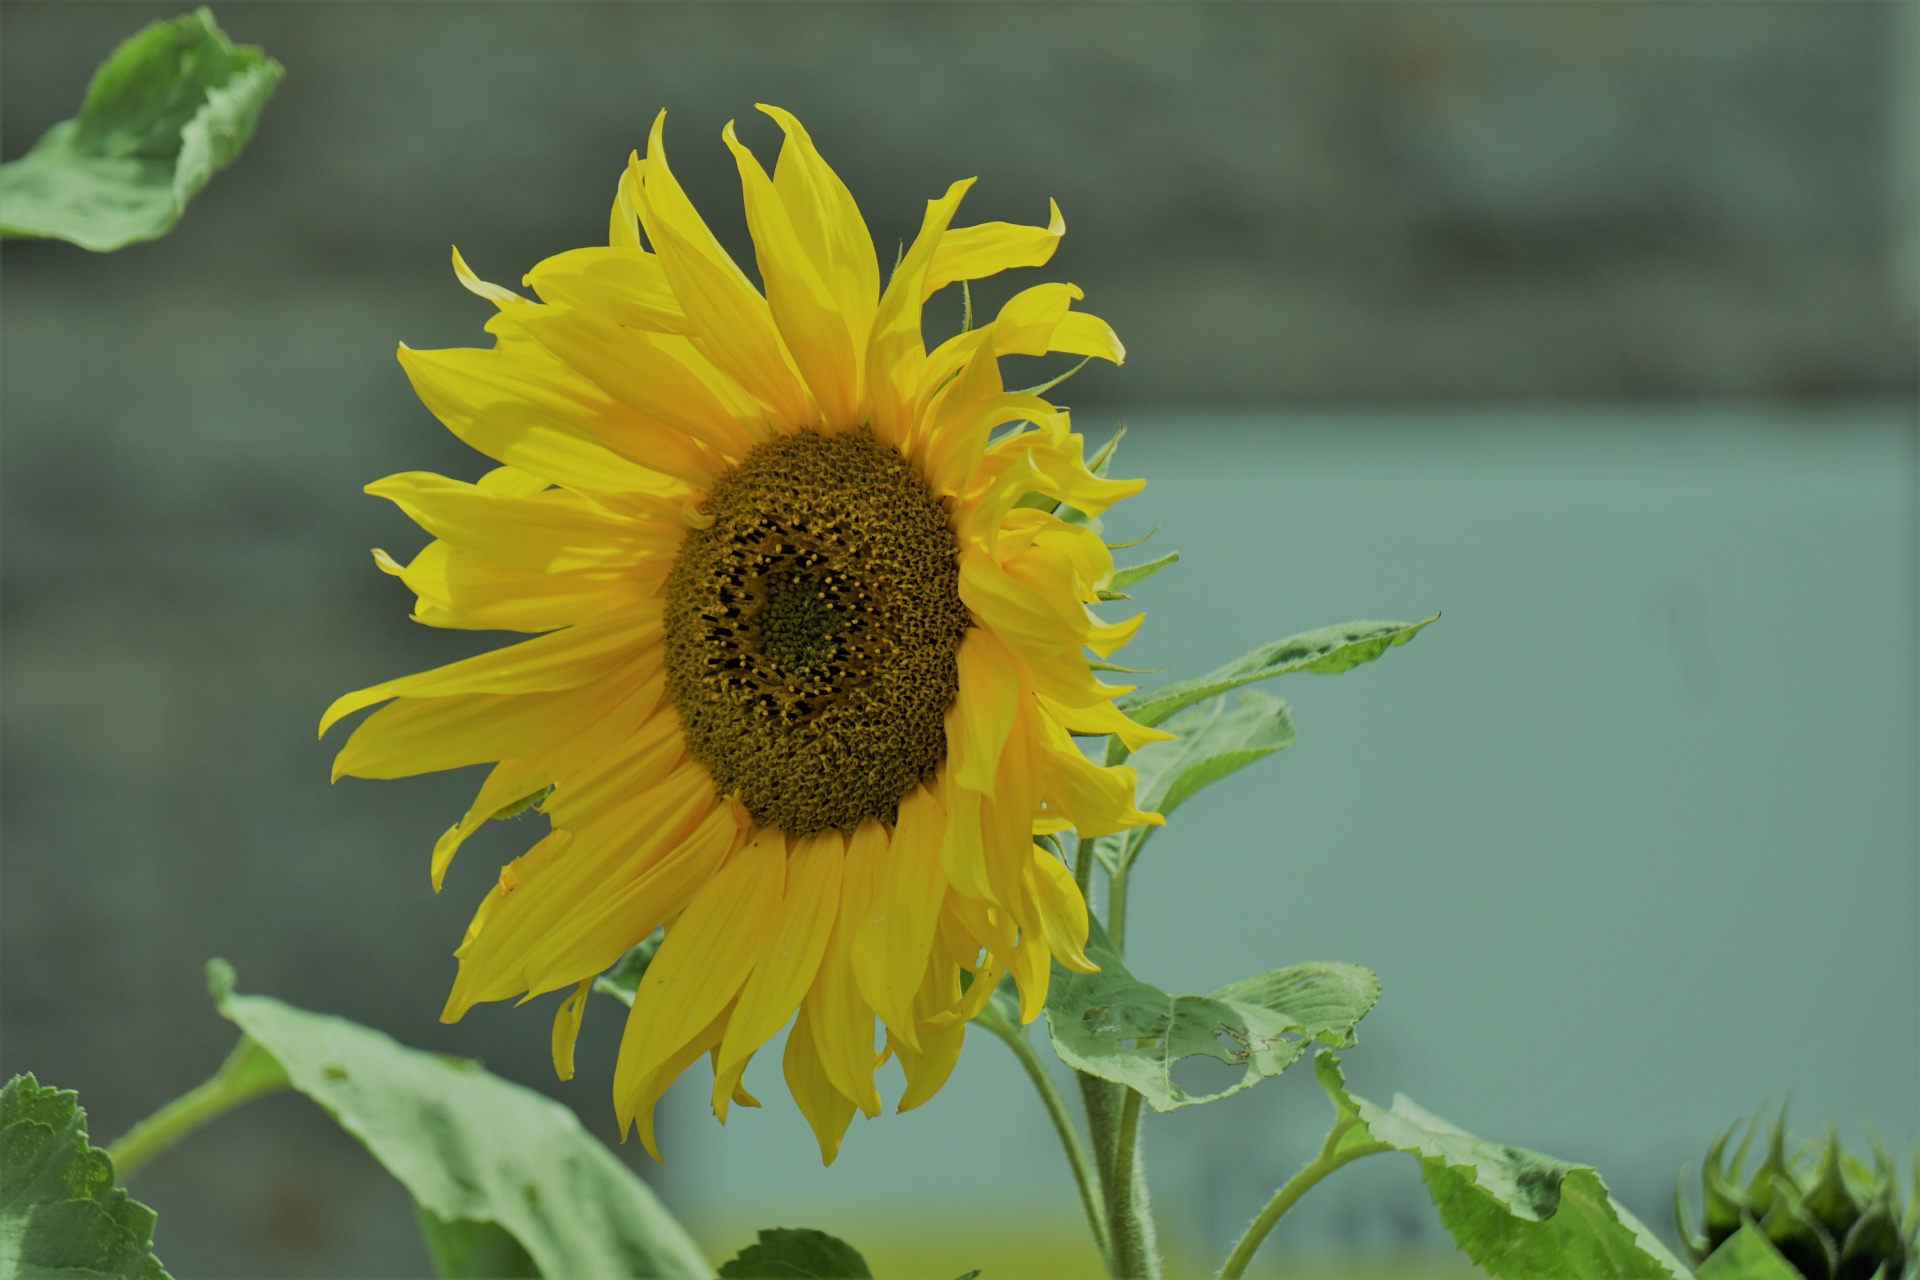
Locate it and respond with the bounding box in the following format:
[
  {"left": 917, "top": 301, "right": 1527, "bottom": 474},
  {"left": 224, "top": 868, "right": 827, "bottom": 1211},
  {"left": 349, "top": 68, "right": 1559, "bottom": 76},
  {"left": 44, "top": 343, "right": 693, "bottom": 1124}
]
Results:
[{"left": 321, "top": 106, "right": 1167, "bottom": 1163}]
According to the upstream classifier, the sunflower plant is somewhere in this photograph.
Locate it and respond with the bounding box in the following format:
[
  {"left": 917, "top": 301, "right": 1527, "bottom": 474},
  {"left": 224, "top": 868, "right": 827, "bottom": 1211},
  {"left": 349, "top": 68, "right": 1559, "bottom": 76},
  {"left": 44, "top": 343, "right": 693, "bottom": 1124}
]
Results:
[{"left": 4, "top": 100, "right": 1867, "bottom": 1280}]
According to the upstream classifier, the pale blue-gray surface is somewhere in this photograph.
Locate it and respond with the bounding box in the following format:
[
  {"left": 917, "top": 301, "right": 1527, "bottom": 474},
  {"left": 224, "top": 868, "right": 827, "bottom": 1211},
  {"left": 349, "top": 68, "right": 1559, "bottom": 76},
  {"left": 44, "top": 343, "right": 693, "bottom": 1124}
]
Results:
[{"left": 665, "top": 403, "right": 1918, "bottom": 1262}]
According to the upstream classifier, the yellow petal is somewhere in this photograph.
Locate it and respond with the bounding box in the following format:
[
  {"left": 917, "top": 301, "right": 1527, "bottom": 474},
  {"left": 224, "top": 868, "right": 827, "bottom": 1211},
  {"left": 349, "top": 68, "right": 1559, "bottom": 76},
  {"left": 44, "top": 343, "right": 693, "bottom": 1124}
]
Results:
[
  {"left": 851, "top": 785, "right": 947, "bottom": 1049},
  {"left": 367, "top": 471, "right": 679, "bottom": 572},
  {"left": 1024, "top": 845, "right": 1097, "bottom": 974},
  {"left": 634, "top": 112, "right": 815, "bottom": 430},
  {"left": 621, "top": 999, "right": 733, "bottom": 1160},
  {"left": 609, "top": 154, "right": 643, "bottom": 249},
  {"left": 513, "top": 305, "right": 756, "bottom": 461},
  {"left": 396, "top": 344, "right": 687, "bottom": 498},
  {"left": 712, "top": 830, "right": 844, "bottom": 1113},
  {"left": 1036, "top": 694, "right": 1174, "bottom": 753},
  {"left": 517, "top": 797, "right": 743, "bottom": 998},
  {"left": 430, "top": 756, "right": 554, "bottom": 891},
  {"left": 615, "top": 826, "right": 786, "bottom": 1105},
  {"left": 947, "top": 628, "right": 1022, "bottom": 794},
  {"left": 524, "top": 243, "right": 687, "bottom": 333},
  {"left": 320, "top": 611, "right": 658, "bottom": 736},
  {"left": 451, "top": 246, "right": 522, "bottom": 307},
  {"left": 333, "top": 682, "right": 610, "bottom": 782},
  {"left": 445, "top": 765, "right": 721, "bottom": 1014},
  {"left": 391, "top": 540, "right": 662, "bottom": 634},
  {"left": 784, "top": 1004, "right": 858, "bottom": 1165},
  {"left": 758, "top": 105, "right": 880, "bottom": 367},
  {"left": 807, "top": 820, "right": 886, "bottom": 1117},
  {"left": 924, "top": 198, "right": 1064, "bottom": 298},
  {"left": 867, "top": 178, "right": 973, "bottom": 445},
  {"left": 550, "top": 978, "right": 593, "bottom": 1081},
  {"left": 724, "top": 121, "right": 860, "bottom": 428}
]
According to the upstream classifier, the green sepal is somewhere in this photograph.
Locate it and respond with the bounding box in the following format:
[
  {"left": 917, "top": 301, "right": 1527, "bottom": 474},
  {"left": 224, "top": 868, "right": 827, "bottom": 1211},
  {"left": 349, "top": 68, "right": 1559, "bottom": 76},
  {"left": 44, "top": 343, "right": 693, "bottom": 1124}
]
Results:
[
  {"left": 1105, "top": 524, "right": 1159, "bottom": 551},
  {"left": 1696, "top": 1221, "right": 1804, "bottom": 1279},
  {"left": 718, "top": 1227, "right": 873, "bottom": 1278},
  {"left": 1312, "top": 1053, "right": 1689, "bottom": 1279},
  {"left": 1043, "top": 917, "right": 1376, "bottom": 1110},
  {"left": 1747, "top": 1107, "right": 1792, "bottom": 1220},
  {"left": 0, "top": 1074, "right": 171, "bottom": 1280},
  {"left": 591, "top": 930, "right": 664, "bottom": 1007},
  {"left": 1804, "top": 1129, "right": 1864, "bottom": 1244},
  {"left": 1701, "top": 1121, "right": 1754, "bottom": 1250},
  {"left": 1762, "top": 1173, "right": 1841, "bottom": 1280},
  {"left": 205, "top": 960, "right": 708, "bottom": 1280},
  {"left": 1110, "top": 551, "right": 1179, "bottom": 592},
  {"left": 0, "top": 8, "right": 283, "bottom": 250}
]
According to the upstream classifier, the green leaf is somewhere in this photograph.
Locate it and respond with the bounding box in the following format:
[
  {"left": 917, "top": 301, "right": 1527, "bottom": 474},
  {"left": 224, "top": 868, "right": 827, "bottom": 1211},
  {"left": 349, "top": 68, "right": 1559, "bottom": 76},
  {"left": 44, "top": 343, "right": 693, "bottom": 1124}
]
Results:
[
  {"left": 1044, "top": 919, "right": 1377, "bottom": 1111},
  {"left": 206, "top": 960, "right": 708, "bottom": 1280},
  {"left": 717, "top": 1227, "right": 873, "bottom": 1278},
  {"left": 0, "top": 1073, "right": 171, "bottom": 1280},
  {"left": 1118, "top": 617, "right": 1437, "bottom": 731},
  {"left": 415, "top": 1209, "right": 541, "bottom": 1279},
  {"left": 1313, "top": 1054, "right": 1689, "bottom": 1279},
  {"left": 0, "top": 8, "right": 283, "bottom": 251},
  {"left": 1110, "top": 551, "right": 1179, "bottom": 591},
  {"left": 1095, "top": 690, "right": 1296, "bottom": 878},
  {"left": 1695, "top": 1221, "right": 1801, "bottom": 1279},
  {"left": 592, "top": 930, "right": 664, "bottom": 1008}
]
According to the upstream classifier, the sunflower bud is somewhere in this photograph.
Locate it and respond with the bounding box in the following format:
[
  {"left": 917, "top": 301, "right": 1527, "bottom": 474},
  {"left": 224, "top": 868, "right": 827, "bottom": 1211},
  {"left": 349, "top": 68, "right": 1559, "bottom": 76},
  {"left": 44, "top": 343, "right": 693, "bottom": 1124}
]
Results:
[{"left": 1675, "top": 1107, "right": 1916, "bottom": 1280}]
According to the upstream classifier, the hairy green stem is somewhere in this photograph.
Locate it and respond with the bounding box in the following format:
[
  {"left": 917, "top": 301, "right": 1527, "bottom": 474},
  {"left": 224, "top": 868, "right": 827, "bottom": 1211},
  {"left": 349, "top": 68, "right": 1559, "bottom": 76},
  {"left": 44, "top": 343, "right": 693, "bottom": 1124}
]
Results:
[
  {"left": 1074, "top": 835, "right": 1096, "bottom": 897},
  {"left": 1217, "top": 1121, "right": 1392, "bottom": 1279},
  {"left": 107, "top": 1035, "right": 289, "bottom": 1179},
  {"left": 985, "top": 1015, "right": 1112, "bottom": 1266},
  {"left": 1105, "top": 1087, "right": 1160, "bottom": 1277},
  {"left": 1108, "top": 860, "right": 1132, "bottom": 952}
]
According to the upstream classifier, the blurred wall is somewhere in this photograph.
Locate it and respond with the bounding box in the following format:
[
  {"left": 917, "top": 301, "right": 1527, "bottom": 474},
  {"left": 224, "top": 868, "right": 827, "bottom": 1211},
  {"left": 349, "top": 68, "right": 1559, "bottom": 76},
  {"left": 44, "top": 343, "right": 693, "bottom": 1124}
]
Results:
[{"left": 3, "top": 4, "right": 1915, "bottom": 1277}]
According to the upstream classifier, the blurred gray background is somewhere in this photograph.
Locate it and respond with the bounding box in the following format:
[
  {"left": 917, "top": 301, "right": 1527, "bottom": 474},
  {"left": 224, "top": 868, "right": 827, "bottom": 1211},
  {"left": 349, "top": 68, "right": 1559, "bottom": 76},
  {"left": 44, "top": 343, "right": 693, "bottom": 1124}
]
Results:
[{"left": 3, "top": 3, "right": 1916, "bottom": 1277}]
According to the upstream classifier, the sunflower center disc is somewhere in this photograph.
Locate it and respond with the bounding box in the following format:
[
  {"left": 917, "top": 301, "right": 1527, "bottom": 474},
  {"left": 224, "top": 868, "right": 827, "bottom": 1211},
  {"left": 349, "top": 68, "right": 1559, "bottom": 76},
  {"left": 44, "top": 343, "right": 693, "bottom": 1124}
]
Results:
[{"left": 664, "top": 431, "right": 972, "bottom": 834}]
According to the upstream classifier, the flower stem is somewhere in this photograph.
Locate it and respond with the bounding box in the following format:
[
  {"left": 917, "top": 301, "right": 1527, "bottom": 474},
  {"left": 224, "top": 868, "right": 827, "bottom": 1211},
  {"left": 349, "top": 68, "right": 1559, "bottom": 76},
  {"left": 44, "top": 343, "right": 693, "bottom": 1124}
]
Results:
[
  {"left": 107, "top": 1035, "right": 289, "bottom": 1179},
  {"left": 1074, "top": 835, "right": 1096, "bottom": 897},
  {"left": 1216, "top": 1121, "right": 1392, "bottom": 1279},
  {"left": 1108, "top": 860, "right": 1132, "bottom": 952},
  {"left": 981, "top": 1013, "right": 1112, "bottom": 1266},
  {"left": 1105, "top": 1086, "right": 1160, "bottom": 1278}
]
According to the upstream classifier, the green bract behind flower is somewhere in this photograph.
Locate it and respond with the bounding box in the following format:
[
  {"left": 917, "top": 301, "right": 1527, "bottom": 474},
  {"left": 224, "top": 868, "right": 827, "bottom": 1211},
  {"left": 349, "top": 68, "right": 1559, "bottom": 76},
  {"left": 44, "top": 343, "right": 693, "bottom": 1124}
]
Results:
[{"left": 1676, "top": 1106, "right": 1918, "bottom": 1280}]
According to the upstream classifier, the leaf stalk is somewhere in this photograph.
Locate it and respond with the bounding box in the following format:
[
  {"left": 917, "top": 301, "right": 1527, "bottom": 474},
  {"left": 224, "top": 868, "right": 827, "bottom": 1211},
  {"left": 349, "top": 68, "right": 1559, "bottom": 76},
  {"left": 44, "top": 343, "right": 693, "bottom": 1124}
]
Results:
[
  {"left": 106, "top": 1034, "right": 289, "bottom": 1179},
  {"left": 1217, "top": 1119, "right": 1392, "bottom": 1279}
]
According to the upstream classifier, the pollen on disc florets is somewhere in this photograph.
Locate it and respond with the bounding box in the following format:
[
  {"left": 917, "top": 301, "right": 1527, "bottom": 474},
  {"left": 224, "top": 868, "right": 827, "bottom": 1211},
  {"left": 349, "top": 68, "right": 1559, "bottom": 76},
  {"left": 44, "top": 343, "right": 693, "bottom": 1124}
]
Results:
[{"left": 664, "top": 430, "right": 972, "bottom": 835}]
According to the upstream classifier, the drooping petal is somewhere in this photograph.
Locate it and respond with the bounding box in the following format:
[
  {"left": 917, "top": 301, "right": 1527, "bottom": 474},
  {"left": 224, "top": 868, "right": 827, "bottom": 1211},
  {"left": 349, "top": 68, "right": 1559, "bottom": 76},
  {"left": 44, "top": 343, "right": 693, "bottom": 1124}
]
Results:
[
  {"left": 924, "top": 198, "right": 1064, "bottom": 298},
  {"left": 784, "top": 1004, "right": 858, "bottom": 1164},
  {"left": 712, "top": 830, "right": 844, "bottom": 1115},
  {"left": 445, "top": 764, "right": 723, "bottom": 1014},
  {"left": 614, "top": 826, "right": 786, "bottom": 1111},
  {"left": 1023, "top": 844, "right": 1097, "bottom": 974},
  {"left": 550, "top": 978, "right": 593, "bottom": 1081},
  {"left": 807, "top": 820, "right": 886, "bottom": 1116},
  {"left": 850, "top": 785, "right": 946, "bottom": 1049}
]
